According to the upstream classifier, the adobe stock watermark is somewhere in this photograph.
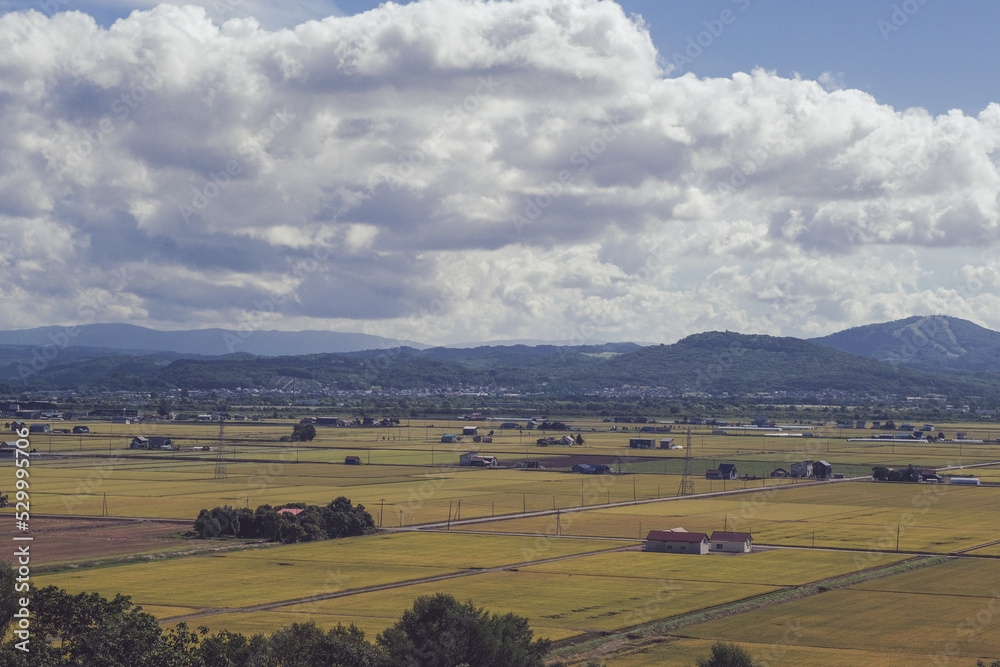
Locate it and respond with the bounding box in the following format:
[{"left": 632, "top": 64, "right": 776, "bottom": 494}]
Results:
[
  {"left": 878, "top": 0, "right": 930, "bottom": 40},
  {"left": 9, "top": 267, "right": 132, "bottom": 383},
  {"left": 669, "top": 0, "right": 752, "bottom": 74},
  {"left": 392, "top": 76, "right": 503, "bottom": 183},
  {"left": 511, "top": 115, "right": 623, "bottom": 234},
  {"left": 179, "top": 107, "right": 295, "bottom": 223},
  {"left": 46, "top": 66, "right": 163, "bottom": 178}
]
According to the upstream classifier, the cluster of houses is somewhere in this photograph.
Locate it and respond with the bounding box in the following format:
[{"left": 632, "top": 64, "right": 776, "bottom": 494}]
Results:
[
  {"left": 644, "top": 528, "right": 753, "bottom": 555},
  {"left": 705, "top": 461, "right": 835, "bottom": 480}
]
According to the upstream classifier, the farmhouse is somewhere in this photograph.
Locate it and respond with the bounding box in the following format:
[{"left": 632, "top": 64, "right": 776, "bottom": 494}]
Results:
[
  {"left": 459, "top": 451, "right": 479, "bottom": 466},
  {"left": 710, "top": 531, "right": 753, "bottom": 553},
  {"left": 629, "top": 438, "right": 656, "bottom": 449},
  {"left": 345, "top": 456, "right": 362, "bottom": 465},
  {"left": 130, "top": 436, "right": 149, "bottom": 449},
  {"left": 10, "top": 421, "right": 25, "bottom": 432},
  {"left": 0, "top": 442, "right": 17, "bottom": 456},
  {"left": 559, "top": 435, "right": 576, "bottom": 446},
  {"left": 644, "top": 530, "right": 710, "bottom": 555}
]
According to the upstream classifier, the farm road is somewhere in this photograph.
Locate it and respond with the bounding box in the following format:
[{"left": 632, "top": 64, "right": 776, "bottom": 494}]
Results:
[{"left": 157, "top": 542, "right": 639, "bottom": 625}]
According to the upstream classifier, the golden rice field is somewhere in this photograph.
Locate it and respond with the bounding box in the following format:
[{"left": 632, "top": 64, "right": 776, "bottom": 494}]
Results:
[
  {"left": 676, "top": 559, "right": 1000, "bottom": 663},
  {"left": 6, "top": 416, "right": 1000, "bottom": 664},
  {"left": 470, "top": 482, "right": 1000, "bottom": 553},
  {"left": 35, "top": 531, "right": 632, "bottom": 609}
]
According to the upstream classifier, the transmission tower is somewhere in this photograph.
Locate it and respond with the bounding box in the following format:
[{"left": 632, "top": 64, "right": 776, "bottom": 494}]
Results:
[
  {"left": 214, "top": 419, "right": 228, "bottom": 479},
  {"left": 677, "top": 428, "right": 695, "bottom": 496}
]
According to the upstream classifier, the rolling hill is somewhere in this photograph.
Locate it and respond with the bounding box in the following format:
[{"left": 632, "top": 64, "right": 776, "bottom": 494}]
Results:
[{"left": 810, "top": 315, "right": 1000, "bottom": 373}]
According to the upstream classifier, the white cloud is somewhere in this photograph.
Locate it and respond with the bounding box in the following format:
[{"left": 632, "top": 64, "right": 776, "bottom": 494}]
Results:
[{"left": 1, "top": 0, "right": 1000, "bottom": 344}]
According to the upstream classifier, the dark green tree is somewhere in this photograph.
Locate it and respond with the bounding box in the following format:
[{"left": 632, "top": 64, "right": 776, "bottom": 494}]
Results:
[
  {"left": 377, "top": 593, "right": 549, "bottom": 667},
  {"left": 292, "top": 423, "right": 317, "bottom": 441},
  {"left": 695, "top": 641, "right": 759, "bottom": 667}
]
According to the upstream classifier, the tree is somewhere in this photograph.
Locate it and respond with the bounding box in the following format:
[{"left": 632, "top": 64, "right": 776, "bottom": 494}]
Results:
[
  {"left": 377, "top": 593, "right": 550, "bottom": 667},
  {"left": 695, "top": 641, "right": 759, "bottom": 667},
  {"left": 0, "top": 562, "right": 17, "bottom": 639},
  {"left": 575, "top": 433, "right": 585, "bottom": 446},
  {"left": 292, "top": 423, "right": 317, "bottom": 441}
]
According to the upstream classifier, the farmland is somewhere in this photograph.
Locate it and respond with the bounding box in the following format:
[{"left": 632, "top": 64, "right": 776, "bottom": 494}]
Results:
[{"left": 3, "top": 415, "right": 1000, "bottom": 663}]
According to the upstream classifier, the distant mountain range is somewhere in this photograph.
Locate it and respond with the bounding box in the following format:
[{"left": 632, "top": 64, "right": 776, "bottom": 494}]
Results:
[
  {"left": 810, "top": 315, "right": 1000, "bottom": 374},
  {"left": 0, "top": 323, "right": 427, "bottom": 357},
  {"left": 2, "top": 320, "right": 998, "bottom": 398}
]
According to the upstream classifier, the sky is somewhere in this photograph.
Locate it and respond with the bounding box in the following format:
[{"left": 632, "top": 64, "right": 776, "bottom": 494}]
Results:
[{"left": 2, "top": 0, "right": 1000, "bottom": 346}]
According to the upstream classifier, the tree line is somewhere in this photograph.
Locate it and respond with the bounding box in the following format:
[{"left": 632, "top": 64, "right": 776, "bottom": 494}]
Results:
[
  {"left": 0, "top": 574, "right": 550, "bottom": 666},
  {"left": 193, "top": 497, "right": 376, "bottom": 544}
]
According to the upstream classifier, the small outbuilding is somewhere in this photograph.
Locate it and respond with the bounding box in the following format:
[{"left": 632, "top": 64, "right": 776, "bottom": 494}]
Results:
[
  {"left": 710, "top": 531, "right": 753, "bottom": 553},
  {"left": 462, "top": 426, "right": 478, "bottom": 436},
  {"left": 705, "top": 468, "right": 723, "bottom": 480},
  {"left": 28, "top": 424, "right": 50, "bottom": 434},
  {"left": 770, "top": 467, "right": 790, "bottom": 478},
  {"left": 718, "top": 463, "right": 738, "bottom": 479},
  {"left": 629, "top": 438, "right": 656, "bottom": 449},
  {"left": 345, "top": 456, "right": 362, "bottom": 465},
  {"left": 572, "top": 463, "right": 612, "bottom": 474},
  {"left": 441, "top": 434, "right": 459, "bottom": 444},
  {"left": 659, "top": 438, "right": 677, "bottom": 449},
  {"left": 72, "top": 426, "right": 90, "bottom": 434},
  {"left": 644, "top": 530, "right": 710, "bottom": 555}
]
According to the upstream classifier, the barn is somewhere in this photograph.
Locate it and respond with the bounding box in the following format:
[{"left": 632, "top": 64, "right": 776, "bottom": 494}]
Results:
[
  {"left": 644, "top": 530, "right": 709, "bottom": 555},
  {"left": 709, "top": 531, "right": 753, "bottom": 553}
]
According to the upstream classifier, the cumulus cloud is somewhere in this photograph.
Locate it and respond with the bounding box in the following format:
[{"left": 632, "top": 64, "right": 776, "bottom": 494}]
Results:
[{"left": 1, "top": 0, "right": 999, "bottom": 344}]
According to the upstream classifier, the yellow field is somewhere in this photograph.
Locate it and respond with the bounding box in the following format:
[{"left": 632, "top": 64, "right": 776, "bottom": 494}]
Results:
[
  {"left": 679, "top": 587, "right": 1000, "bottom": 660},
  {"left": 35, "top": 532, "right": 631, "bottom": 608},
  {"left": 468, "top": 481, "right": 1000, "bottom": 553}
]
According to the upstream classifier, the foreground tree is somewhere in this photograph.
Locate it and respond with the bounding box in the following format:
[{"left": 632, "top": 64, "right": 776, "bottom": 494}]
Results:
[
  {"left": 377, "top": 593, "right": 550, "bottom": 667},
  {"left": 695, "top": 641, "right": 759, "bottom": 667}
]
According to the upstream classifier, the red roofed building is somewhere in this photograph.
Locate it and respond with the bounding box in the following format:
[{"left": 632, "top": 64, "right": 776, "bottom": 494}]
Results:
[
  {"left": 709, "top": 531, "right": 753, "bottom": 553},
  {"left": 644, "top": 530, "right": 709, "bottom": 555},
  {"left": 277, "top": 508, "right": 303, "bottom": 516}
]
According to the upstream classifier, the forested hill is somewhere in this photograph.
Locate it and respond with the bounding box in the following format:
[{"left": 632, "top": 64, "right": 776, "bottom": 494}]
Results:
[
  {"left": 810, "top": 315, "right": 1000, "bottom": 373},
  {"left": 3, "top": 334, "right": 998, "bottom": 399}
]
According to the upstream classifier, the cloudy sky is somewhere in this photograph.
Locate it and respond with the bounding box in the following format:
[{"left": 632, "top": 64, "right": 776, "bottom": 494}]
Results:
[{"left": 2, "top": 0, "right": 1000, "bottom": 346}]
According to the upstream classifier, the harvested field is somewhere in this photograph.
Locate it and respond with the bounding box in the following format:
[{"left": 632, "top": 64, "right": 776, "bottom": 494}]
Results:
[{"left": 0, "top": 515, "right": 210, "bottom": 567}]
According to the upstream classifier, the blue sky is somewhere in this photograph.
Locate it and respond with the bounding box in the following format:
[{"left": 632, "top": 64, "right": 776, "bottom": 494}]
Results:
[{"left": 2, "top": 0, "right": 1000, "bottom": 344}]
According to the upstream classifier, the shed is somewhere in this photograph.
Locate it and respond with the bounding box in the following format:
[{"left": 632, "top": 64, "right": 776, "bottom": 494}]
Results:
[
  {"left": 919, "top": 470, "right": 942, "bottom": 482},
  {"left": 28, "top": 424, "right": 50, "bottom": 434},
  {"left": 770, "top": 467, "right": 789, "bottom": 478},
  {"left": 629, "top": 438, "right": 656, "bottom": 449},
  {"left": 0, "top": 442, "right": 17, "bottom": 456},
  {"left": 72, "top": 426, "right": 90, "bottom": 434},
  {"left": 462, "top": 426, "right": 478, "bottom": 436},
  {"left": 150, "top": 437, "right": 173, "bottom": 450},
  {"left": 644, "top": 530, "right": 710, "bottom": 555},
  {"left": 705, "top": 469, "right": 723, "bottom": 480},
  {"left": 572, "top": 463, "right": 611, "bottom": 474},
  {"left": 718, "top": 463, "right": 738, "bottom": 479},
  {"left": 345, "top": 456, "right": 362, "bottom": 465},
  {"left": 470, "top": 455, "right": 498, "bottom": 468},
  {"left": 813, "top": 460, "right": 833, "bottom": 479},
  {"left": 459, "top": 451, "right": 479, "bottom": 466},
  {"left": 791, "top": 460, "right": 813, "bottom": 477},
  {"left": 710, "top": 531, "right": 753, "bottom": 553},
  {"left": 659, "top": 438, "right": 677, "bottom": 449},
  {"left": 441, "top": 434, "right": 459, "bottom": 444}
]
